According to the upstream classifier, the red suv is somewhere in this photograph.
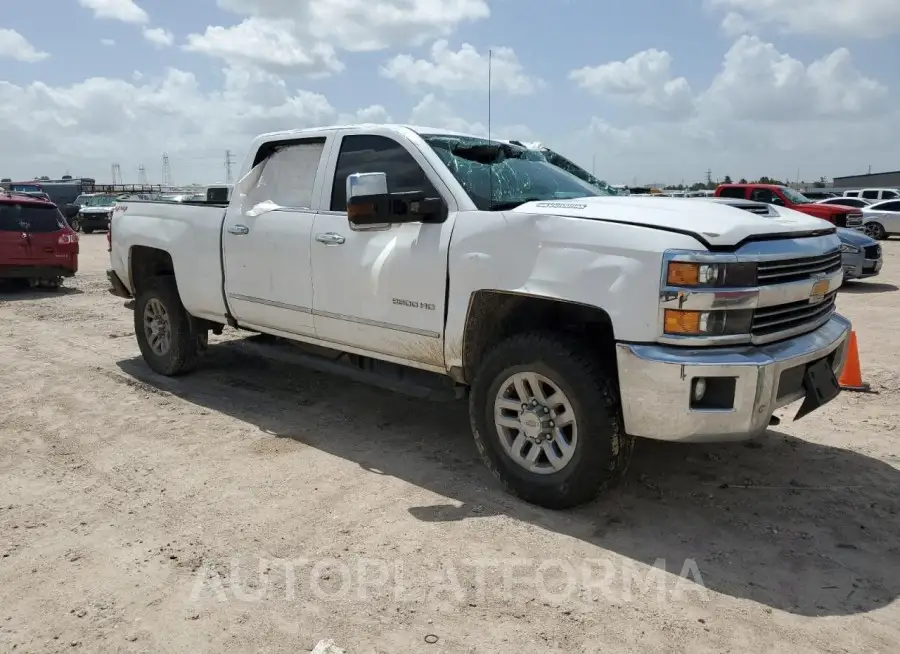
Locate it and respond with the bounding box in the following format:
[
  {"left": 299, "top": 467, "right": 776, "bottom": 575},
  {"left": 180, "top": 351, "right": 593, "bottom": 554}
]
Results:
[{"left": 0, "top": 192, "right": 78, "bottom": 288}]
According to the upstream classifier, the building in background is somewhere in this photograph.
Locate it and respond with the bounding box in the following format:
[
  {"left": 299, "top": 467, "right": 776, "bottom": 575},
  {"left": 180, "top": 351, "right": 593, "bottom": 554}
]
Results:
[{"left": 833, "top": 170, "right": 900, "bottom": 189}]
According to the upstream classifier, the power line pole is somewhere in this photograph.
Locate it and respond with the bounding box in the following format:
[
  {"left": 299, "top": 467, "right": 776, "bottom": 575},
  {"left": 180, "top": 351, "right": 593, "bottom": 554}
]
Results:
[
  {"left": 161, "top": 153, "right": 172, "bottom": 188},
  {"left": 137, "top": 164, "right": 148, "bottom": 185},
  {"left": 111, "top": 163, "right": 122, "bottom": 185},
  {"left": 224, "top": 150, "right": 235, "bottom": 185}
]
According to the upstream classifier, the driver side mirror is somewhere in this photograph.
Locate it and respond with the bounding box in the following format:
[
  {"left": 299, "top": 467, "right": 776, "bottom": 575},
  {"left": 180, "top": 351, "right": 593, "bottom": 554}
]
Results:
[
  {"left": 346, "top": 172, "right": 392, "bottom": 225},
  {"left": 346, "top": 172, "right": 448, "bottom": 225}
]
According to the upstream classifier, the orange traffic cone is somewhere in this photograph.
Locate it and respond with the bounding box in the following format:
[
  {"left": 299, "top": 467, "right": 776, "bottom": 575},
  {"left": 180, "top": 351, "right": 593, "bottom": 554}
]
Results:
[{"left": 839, "top": 330, "right": 871, "bottom": 392}]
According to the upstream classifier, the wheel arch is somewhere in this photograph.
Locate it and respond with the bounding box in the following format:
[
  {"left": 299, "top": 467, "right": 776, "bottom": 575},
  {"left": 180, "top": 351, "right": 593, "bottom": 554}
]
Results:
[{"left": 459, "top": 290, "right": 616, "bottom": 384}]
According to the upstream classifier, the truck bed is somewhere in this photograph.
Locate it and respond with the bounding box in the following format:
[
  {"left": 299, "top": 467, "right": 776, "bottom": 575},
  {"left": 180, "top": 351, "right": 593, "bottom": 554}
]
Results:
[{"left": 110, "top": 200, "right": 230, "bottom": 323}]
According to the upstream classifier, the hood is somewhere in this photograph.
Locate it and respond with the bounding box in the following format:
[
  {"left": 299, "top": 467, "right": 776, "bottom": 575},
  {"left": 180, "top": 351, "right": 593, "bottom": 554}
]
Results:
[
  {"left": 795, "top": 202, "right": 853, "bottom": 216},
  {"left": 836, "top": 227, "right": 875, "bottom": 247},
  {"left": 508, "top": 196, "right": 834, "bottom": 248}
]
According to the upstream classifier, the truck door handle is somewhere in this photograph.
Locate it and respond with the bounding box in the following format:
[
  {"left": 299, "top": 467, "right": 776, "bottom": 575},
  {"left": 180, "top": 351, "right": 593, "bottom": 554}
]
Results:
[
  {"left": 227, "top": 224, "right": 250, "bottom": 235},
  {"left": 315, "top": 232, "right": 345, "bottom": 245}
]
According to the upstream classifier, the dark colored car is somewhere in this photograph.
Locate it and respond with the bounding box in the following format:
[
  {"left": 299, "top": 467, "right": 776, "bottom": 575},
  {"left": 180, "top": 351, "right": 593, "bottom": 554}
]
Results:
[
  {"left": 72, "top": 195, "right": 117, "bottom": 233},
  {"left": 0, "top": 192, "right": 79, "bottom": 288}
]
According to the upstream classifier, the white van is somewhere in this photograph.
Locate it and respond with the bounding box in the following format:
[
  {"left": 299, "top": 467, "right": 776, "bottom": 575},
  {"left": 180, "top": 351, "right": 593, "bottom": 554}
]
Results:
[{"left": 844, "top": 188, "right": 900, "bottom": 201}]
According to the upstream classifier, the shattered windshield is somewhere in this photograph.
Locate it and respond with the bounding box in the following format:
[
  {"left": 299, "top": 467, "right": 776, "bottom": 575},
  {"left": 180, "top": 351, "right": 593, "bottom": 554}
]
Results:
[
  {"left": 422, "top": 135, "right": 602, "bottom": 211},
  {"left": 537, "top": 149, "right": 619, "bottom": 195}
]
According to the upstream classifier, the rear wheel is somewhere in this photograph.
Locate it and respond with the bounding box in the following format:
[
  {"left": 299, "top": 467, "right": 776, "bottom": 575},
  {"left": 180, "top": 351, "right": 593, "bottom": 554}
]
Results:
[
  {"left": 469, "top": 332, "right": 634, "bottom": 509},
  {"left": 134, "top": 278, "right": 205, "bottom": 376},
  {"left": 865, "top": 222, "right": 886, "bottom": 240}
]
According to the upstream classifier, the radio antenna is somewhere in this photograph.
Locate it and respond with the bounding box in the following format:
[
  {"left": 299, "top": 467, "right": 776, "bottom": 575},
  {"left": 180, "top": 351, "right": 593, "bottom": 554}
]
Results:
[{"left": 487, "top": 48, "right": 493, "bottom": 210}]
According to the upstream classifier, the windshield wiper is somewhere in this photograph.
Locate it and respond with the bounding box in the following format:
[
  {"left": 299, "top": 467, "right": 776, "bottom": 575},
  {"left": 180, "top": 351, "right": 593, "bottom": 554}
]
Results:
[{"left": 489, "top": 197, "right": 544, "bottom": 211}]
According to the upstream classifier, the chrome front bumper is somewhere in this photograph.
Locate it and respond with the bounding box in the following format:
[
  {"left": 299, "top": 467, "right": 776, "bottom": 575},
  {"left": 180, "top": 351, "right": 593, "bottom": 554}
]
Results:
[{"left": 615, "top": 314, "right": 851, "bottom": 442}]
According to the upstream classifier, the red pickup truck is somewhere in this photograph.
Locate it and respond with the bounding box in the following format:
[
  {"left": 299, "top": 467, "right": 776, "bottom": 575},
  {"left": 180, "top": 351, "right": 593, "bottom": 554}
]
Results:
[{"left": 714, "top": 183, "right": 863, "bottom": 228}]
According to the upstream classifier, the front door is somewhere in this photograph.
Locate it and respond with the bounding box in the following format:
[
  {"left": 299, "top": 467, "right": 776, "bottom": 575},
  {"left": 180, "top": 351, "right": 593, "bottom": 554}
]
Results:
[
  {"left": 309, "top": 132, "right": 454, "bottom": 370},
  {"left": 222, "top": 137, "right": 331, "bottom": 336}
]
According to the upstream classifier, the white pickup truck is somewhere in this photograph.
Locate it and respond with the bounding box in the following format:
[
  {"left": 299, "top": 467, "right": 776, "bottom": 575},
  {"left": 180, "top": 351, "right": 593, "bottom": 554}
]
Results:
[{"left": 107, "top": 124, "right": 851, "bottom": 509}]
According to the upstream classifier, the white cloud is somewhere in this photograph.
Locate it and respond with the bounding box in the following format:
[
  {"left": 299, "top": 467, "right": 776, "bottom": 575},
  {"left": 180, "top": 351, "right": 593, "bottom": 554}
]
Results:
[
  {"left": 0, "top": 29, "right": 49, "bottom": 62},
  {"left": 380, "top": 40, "right": 541, "bottom": 95},
  {"left": 720, "top": 12, "right": 752, "bottom": 37},
  {"left": 0, "top": 67, "right": 342, "bottom": 182},
  {"left": 569, "top": 49, "right": 694, "bottom": 118},
  {"left": 698, "top": 36, "right": 887, "bottom": 122},
  {"left": 336, "top": 105, "right": 393, "bottom": 125},
  {"left": 215, "top": 0, "right": 490, "bottom": 52},
  {"left": 708, "top": 0, "right": 900, "bottom": 38},
  {"left": 566, "top": 36, "right": 896, "bottom": 183},
  {"left": 408, "top": 93, "right": 533, "bottom": 142},
  {"left": 143, "top": 27, "right": 174, "bottom": 48},
  {"left": 185, "top": 18, "right": 343, "bottom": 76},
  {"left": 100, "top": 38, "right": 116, "bottom": 47},
  {"left": 78, "top": 0, "right": 148, "bottom": 24}
]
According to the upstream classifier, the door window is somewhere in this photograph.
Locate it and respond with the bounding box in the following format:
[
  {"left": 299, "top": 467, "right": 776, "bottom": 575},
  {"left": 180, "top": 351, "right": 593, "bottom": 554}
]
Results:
[
  {"left": 750, "top": 188, "right": 780, "bottom": 204},
  {"left": 861, "top": 190, "right": 879, "bottom": 199},
  {"left": 874, "top": 201, "right": 900, "bottom": 212},
  {"left": 245, "top": 140, "right": 326, "bottom": 210},
  {"left": 330, "top": 135, "right": 438, "bottom": 211}
]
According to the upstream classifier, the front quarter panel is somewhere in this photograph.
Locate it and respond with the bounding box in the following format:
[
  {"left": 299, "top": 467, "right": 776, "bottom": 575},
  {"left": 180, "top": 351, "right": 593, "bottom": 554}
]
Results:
[{"left": 443, "top": 210, "right": 707, "bottom": 369}]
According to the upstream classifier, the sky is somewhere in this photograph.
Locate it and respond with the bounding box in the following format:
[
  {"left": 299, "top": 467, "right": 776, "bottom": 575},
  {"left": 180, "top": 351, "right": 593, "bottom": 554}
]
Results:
[{"left": 1, "top": 0, "right": 898, "bottom": 187}]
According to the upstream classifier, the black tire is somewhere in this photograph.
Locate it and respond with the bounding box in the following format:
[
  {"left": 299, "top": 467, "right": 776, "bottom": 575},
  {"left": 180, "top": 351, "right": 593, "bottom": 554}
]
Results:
[
  {"left": 134, "top": 278, "right": 205, "bottom": 376},
  {"left": 469, "top": 332, "right": 634, "bottom": 509},
  {"left": 867, "top": 222, "right": 886, "bottom": 240}
]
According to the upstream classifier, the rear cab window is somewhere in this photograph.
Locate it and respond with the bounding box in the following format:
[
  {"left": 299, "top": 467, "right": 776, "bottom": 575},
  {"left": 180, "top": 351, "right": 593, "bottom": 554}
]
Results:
[{"left": 717, "top": 186, "right": 746, "bottom": 199}]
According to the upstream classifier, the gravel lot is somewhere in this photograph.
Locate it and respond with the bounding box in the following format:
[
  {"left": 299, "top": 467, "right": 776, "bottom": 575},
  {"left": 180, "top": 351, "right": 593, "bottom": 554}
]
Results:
[{"left": 1, "top": 234, "right": 899, "bottom": 653}]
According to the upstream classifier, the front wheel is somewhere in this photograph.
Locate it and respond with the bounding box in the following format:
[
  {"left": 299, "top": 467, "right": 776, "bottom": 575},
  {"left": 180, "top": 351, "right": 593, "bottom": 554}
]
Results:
[
  {"left": 864, "top": 222, "right": 886, "bottom": 240},
  {"left": 469, "top": 332, "right": 634, "bottom": 509},
  {"left": 134, "top": 279, "right": 205, "bottom": 376},
  {"left": 70, "top": 218, "right": 81, "bottom": 232}
]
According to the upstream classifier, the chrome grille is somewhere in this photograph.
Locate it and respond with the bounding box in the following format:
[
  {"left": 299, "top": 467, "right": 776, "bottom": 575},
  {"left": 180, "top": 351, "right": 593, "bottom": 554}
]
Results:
[
  {"left": 752, "top": 292, "right": 837, "bottom": 340},
  {"left": 846, "top": 212, "right": 863, "bottom": 227},
  {"left": 756, "top": 249, "right": 841, "bottom": 285}
]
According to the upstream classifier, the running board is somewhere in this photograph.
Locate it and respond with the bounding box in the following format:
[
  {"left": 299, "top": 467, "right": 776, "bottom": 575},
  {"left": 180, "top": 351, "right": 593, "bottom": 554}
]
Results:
[{"left": 232, "top": 336, "right": 461, "bottom": 402}]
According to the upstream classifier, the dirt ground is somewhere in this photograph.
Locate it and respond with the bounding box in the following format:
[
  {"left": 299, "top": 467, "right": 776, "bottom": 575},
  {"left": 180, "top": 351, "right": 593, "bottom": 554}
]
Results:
[{"left": 1, "top": 234, "right": 898, "bottom": 654}]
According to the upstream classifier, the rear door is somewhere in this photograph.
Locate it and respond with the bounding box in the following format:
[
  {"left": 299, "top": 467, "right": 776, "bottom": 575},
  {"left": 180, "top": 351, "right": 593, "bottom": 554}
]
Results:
[
  {"left": 222, "top": 136, "right": 331, "bottom": 337},
  {"left": 19, "top": 205, "right": 68, "bottom": 264},
  {"left": 0, "top": 203, "right": 64, "bottom": 265},
  {"left": 0, "top": 204, "right": 30, "bottom": 264}
]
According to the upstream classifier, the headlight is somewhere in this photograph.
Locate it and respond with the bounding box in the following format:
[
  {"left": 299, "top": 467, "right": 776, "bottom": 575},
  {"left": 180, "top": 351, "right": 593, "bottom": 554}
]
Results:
[
  {"left": 665, "top": 261, "right": 757, "bottom": 287},
  {"left": 663, "top": 309, "right": 753, "bottom": 337},
  {"left": 840, "top": 244, "right": 860, "bottom": 254}
]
